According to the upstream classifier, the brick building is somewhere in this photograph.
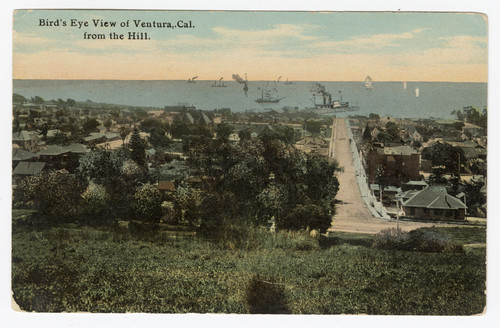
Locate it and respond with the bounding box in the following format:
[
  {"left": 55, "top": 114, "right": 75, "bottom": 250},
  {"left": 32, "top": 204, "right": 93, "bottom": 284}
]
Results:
[{"left": 367, "top": 145, "right": 420, "bottom": 187}]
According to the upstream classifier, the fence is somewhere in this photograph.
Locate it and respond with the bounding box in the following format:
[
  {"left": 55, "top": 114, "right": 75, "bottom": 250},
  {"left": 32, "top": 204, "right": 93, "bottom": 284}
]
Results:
[{"left": 345, "top": 119, "right": 390, "bottom": 220}]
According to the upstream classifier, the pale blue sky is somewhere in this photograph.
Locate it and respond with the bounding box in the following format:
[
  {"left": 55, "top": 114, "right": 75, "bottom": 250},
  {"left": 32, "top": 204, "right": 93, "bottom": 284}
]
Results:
[{"left": 13, "top": 10, "right": 488, "bottom": 81}]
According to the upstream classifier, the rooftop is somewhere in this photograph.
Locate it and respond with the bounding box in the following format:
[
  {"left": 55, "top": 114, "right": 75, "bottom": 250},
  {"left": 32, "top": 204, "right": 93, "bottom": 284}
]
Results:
[
  {"left": 13, "top": 161, "right": 46, "bottom": 175},
  {"left": 403, "top": 186, "right": 466, "bottom": 210}
]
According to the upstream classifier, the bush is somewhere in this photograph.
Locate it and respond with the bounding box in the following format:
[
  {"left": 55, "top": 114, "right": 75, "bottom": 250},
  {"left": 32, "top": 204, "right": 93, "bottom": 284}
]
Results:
[
  {"left": 373, "top": 228, "right": 464, "bottom": 253},
  {"left": 278, "top": 204, "right": 331, "bottom": 233},
  {"left": 372, "top": 228, "right": 411, "bottom": 251},
  {"left": 409, "top": 229, "right": 464, "bottom": 253},
  {"left": 245, "top": 275, "right": 289, "bottom": 314},
  {"left": 132, "top": 183, "right": 163, "bottom": 222}
]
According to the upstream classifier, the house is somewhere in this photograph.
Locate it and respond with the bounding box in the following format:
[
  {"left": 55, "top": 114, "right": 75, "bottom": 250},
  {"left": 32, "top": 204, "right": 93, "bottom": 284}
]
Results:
[
  {"left": 402, "top": 186, "right": 467, "bottom": 221},
  {"left": 13, "top": 130, "right": 40, "bottom": 152},
  {"left": 401, "top": 180, "right": 428, "bottom": 191},
  {"left": 181, "top": 112, "right": 195, "bottom": 125},
  {"left": 194, "top": 112, "right": 212, "bottom": 125},
  {"left": 13, "top": 148, "right": 37, "bottom": 163},
  {"left": 37, "top": 144, "right": 89, "bottom": 171},
  {"left": 13, "top": 161, "right": 46, "bottom": 177},
  {"left": 228, "top": 133, "right": 240, "bottom": 142},
  {"left": 157, "top": 181, "right": 176, "bottom": 197},
  {"left": 295, "top": 137, "right": 329, "bottom": 156}
]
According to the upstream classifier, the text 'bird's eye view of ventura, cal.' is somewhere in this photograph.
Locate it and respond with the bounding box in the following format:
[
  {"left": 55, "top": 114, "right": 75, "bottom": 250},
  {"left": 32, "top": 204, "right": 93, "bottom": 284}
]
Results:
[{"left": 11, "top": 9, "right": 488, "bottom": 315}]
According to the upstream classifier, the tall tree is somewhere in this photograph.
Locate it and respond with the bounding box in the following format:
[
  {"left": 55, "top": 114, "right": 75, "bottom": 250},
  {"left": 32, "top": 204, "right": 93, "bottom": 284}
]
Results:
[
  {"left": 129, "top": 128, "right": 147, "bottom": 168},
  {"left": 362, "top": 123, "right": 372, "bottom": 142},
  {"left": 119, "top": 126, "right": 130, "bottom": 146}
]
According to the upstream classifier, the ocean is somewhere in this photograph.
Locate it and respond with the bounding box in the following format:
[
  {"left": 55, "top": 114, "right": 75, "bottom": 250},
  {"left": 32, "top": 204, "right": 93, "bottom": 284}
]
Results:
[{"left": 13, "top": 80, "right": 487, "bottom": 119}]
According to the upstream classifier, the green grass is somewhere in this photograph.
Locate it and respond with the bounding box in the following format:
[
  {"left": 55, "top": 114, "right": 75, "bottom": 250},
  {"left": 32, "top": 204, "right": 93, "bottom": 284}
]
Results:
[{"left": 11, "top": 218, "right": 486, "bottom": 314}]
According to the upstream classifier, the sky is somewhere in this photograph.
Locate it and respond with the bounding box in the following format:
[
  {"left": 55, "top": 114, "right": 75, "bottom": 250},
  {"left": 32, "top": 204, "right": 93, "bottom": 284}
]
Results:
[{"left": 13, "top": 10, "right": 488, "bottom": 82}]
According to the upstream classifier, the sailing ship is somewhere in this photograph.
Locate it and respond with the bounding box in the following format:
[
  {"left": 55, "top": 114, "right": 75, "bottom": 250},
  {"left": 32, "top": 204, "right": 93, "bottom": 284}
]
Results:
[
  {"left": 187, "top": 76, "right": 198, "bottom": 83},
  {"left": 212, "top": 77, "right": 226, "bottom": 87},
  {"left": 232, "top": 74, "right": 246, "bottom": 84},
  {"left": 255, "top": 84, "right": 285, "bottom": 103},
  {"left": 364, "top": 75, "right": 373, "bottom": 90}
]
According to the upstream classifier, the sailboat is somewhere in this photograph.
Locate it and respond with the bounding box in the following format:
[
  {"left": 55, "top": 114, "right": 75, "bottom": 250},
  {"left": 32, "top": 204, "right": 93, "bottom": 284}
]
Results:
[
  {"left": 187, "top": 76, "right": 198, "bottom": 83},
  {"left": 364, "top": 75, "right": 373, "bottom": 90},
  {"left": 255, "top": 84, "right": 285, "bottom": 103},
  {"left": 243, "top": 77, "right": 249, "bottom": 91},
  {"left": 212, "top": 77, "right": 226, "bottom": 87},
  {"left": 284, "top": 78, "right": 295, "bottom": 85},
  {"left": 403, "top": 81, "right": 407, "bottom": 90},
  {"left": 415, "top": 87, "right": 420, "bottom": 98}
]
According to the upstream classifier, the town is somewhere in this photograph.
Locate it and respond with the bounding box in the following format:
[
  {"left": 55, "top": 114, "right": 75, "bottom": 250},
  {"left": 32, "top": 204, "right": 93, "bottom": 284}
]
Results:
[
  {"left": 12, "top": 94, "right": 487, "bottom": 224},
  {"left": 11, "top": 93, "right": 487, "bottom": 314}
]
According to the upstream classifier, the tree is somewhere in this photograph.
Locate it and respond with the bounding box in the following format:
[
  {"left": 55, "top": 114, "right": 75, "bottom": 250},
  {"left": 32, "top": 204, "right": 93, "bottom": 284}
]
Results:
[
  {"left": 128, "top": 128, "right": 147, "bottom": 168},
  {"left": 238, "top": 128, "right": 252, "bottom": 142},
  {"left": 278, "top": 203, "right": 331, "bottom": 232},
  {"left": 140, "top": 118, "right": 166, "bottom": 133},
  {"left": 385, "top": 122, "right": 400, "bottom": 142},
  {"left": 362, "top": 123, "right": 372, "bottom": 142},
  {"left": 21, "top": 171, "right": 85, "bottom": 223},
  {"left": 172, "top": 182, "right": 203, "bottom": 226},
  {"left": 31, "top": 96, "right": 44, "bottom": 104},
  {"left": 369, "top": 113, "right": 380, "bottom": 120},
  {"left": 119, "top": 126, "right": 130, "bottom": 145},
  {"left": 83, "top": 118, "right": 99, "bottom": 133},
  {"left": 132, "top": 183, "right": 163, "bottom": 222},
  {"left": 421, "top": 142, "right": 464, "bottom": 173},
  {"left": 452, "top": 106, "right": 487, "bottom": 129},
  {"left": 148, "top": 127, "right": 170, "bottom": 149},
  {"left": 305, "top": 119, "right": 322, "bottom": 134},
  {"left": 81, "top": 182, "right": 110, "bottom": 221},
  {"left": 133, "top": 108, "right": 149, "bottom": 121},
  {"left": 77, "top": 149, "right": 124, "bottom": 185},
  {"left": 170, "top": 118, "right": 189, "bottom": 139},
  {"left": 187, "top": 136, "right": 339, "bottom": 233},
  {"left": 216, "top": 123, "right": 233, "bottom": 143},
  {"left": 428, "top": 167, "right": 448, "bottom": 185},
  {"left": 103, "top": 118, "right": 113, "bottom": 130},
  {"left": 259, "top": 126, "right": 296, "bottom": 145},
  {"left": 13, "top": 93, "right": 26, "bottom": 104}
]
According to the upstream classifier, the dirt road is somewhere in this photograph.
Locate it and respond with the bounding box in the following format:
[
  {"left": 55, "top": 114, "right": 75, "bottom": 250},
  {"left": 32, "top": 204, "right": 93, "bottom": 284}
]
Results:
[{"left": 328, "top": 118, "right": 450, "bottom": 234}]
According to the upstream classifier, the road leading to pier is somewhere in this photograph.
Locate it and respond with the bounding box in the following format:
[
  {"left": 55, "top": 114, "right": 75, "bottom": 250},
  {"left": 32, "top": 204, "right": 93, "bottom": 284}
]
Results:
[{"left": 328, "top": 118, "right": 439, "bottom": 234}]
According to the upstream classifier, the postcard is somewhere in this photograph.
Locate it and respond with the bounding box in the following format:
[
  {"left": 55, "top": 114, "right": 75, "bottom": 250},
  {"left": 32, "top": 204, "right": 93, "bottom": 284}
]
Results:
[{"left": 11, "top": 9, "right": 487, "bottom": 315}]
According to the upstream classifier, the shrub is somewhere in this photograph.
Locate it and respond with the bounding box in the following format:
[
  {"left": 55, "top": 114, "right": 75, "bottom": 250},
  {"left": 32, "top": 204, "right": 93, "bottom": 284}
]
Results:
[
  {"left": 409, "top": 229, "right": 464, "bottom": 253},
  {"left": 245, "top": 275, "right": 289, "bottom": 314},
  {"left": 373, "top": 228, "right": 464, "bottom": 253},
  {"left": 277, "top": 204, "right": 331, "bottom": 233},
  {"left": 372, "top": 228, "right": 411, "bottom": 251},
  {"left": 132, "top": 183, "right": 163, "bottom": 222},
  {"left": 81, "top": 182, "right": 110, "bottom": 223}
]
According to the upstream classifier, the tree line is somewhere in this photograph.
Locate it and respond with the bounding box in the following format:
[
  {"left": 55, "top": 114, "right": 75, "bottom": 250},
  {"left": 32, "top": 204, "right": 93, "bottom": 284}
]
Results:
[{"left": 14, "top": 125, "right": 340, "bottom": 236}]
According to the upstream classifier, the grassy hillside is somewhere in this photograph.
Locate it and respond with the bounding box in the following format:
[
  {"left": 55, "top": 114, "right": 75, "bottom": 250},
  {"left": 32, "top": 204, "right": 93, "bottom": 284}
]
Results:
[{"left": 12, "top": 211, "right": 486, "bottom": 314}]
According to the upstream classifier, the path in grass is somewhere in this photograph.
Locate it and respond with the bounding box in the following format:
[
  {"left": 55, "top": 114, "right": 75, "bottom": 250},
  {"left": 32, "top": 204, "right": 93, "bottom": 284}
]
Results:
[{"left": 328, "top": 118, "right": 453, "bottom": 234}]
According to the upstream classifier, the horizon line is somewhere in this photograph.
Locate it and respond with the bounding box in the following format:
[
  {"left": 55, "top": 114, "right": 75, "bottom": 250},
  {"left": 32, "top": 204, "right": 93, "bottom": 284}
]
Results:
[{"left": 12, "top": 78, "right": 488, "bottom": 83}]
